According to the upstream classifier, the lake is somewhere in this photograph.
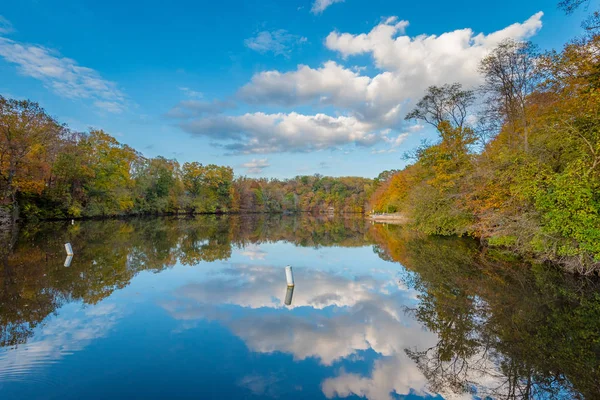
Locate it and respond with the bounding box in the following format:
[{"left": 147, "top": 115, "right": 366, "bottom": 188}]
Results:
[{"left": 0, "top": 215, "right": 598, "bottom": 399}]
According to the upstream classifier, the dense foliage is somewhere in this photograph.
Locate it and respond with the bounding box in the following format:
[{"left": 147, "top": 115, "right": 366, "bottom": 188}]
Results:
[
  {"left": 0, "top": 100, "right": 372, "bottom": 219},
  {"left": 370, "top": 30, "right": 600, "bottom": 273}
]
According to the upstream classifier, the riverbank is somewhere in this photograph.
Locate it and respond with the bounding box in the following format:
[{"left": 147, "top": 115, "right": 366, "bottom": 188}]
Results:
[
  {"left": 10, "top": 210, "right": 367, "bottom": 224},
  {"left": 368, "top": 213, "right": 409, "bottom": 224}
]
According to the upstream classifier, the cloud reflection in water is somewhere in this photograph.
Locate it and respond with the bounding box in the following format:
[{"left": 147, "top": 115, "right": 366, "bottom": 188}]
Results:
[{"left": 162, "top": 262, "right": 451, "bottom": 399}]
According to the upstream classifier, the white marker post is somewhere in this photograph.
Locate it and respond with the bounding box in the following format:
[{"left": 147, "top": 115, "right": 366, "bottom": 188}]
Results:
[
  {"left": 285, "top": 265, "right": 294, "bottom": 287},
  {"left": 65, "top": 243, "right": 74, "bottom": 256}
]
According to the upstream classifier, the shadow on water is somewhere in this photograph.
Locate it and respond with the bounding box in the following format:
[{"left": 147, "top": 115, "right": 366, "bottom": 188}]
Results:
[{"left": 0, "top": 215, "right": 598, "bottom": 399}]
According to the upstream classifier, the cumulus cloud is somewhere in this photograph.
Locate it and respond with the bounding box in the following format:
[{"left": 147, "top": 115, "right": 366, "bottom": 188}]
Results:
[
  {"left": 242, "top": 13, "right": 543, "bottom": 124},
  {"left": 239, "top": 61, "right": 370, "bottom": 107},
  {"left": 241, "top": 159, "right": 270, "bottom": 174},
  {"left": 179, "top": 112, "right": 381, "bottom": 154},
  {"left": 0, "top": 37, "right": 126, "bottom": 113},
  {"left": 245, "top": 30, "right": 307, "bottom": 57},
  {"left": 177, "top": 12, "right": 543, "bottom": 154},
  {"left": 325, "top": 13, "right": 542, "bottom": 71},
  {"left": 311, "top": 0, "right": 345, "bottom": 14},
  {"left": 238, "top": 61, "right": 407, "bottom": 127},
  {"left": 0, "top": 15, "right": 14, "bottom": 34}
]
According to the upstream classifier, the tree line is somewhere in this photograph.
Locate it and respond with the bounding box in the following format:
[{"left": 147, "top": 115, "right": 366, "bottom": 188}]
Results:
[
  {"left": 0, "top": 99, "right": 373, "bottom": 220},
  {"left": 370, "top": 4, "right": 600, "bottom": 274}
]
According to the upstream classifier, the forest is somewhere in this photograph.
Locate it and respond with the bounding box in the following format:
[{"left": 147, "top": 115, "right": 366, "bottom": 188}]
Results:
[
  {"left": 370, "top": 2, "right": 600, "bottom": 273},
  {"left": 0, "top": 103, "right": 373, "bottom": 220}
]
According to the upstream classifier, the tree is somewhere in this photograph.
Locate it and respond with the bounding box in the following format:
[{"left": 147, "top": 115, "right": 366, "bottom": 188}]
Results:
[
  {"left": 0, "top": 97, "right": 64, "bottom": 218},
  {"left": 406, "top": 83, "right": 475, "bottom": 130},
  {"left": 134, "top": 156, "right": 182, "bottom": 213},
  {"left": 479, "top": 40, "right": 539, "bottom": 152},
  {"left": 182, "top": 162, "right": 234, "bottom": 213},
  {"left": 80, "top": 130, "right": 139, "bottom": 216},
  {"left": 558, "top": 0, "right": 591, "bottom": 14}
]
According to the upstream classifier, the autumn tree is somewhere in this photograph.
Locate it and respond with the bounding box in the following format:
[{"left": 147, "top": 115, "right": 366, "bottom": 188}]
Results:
[
  {"left": 182, "top": 162, "right": 234, "bottom": 213},
  {"left": 80, "top": 130, "right": 139, "bottom": 216},
  {"left": 0, "top": 97, "right": 64, "bottom": 218}
]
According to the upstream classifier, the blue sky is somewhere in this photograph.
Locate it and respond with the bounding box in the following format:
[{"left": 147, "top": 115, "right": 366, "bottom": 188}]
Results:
[{"left": 0, "top": 0, "right": 591, "bottom": 178}]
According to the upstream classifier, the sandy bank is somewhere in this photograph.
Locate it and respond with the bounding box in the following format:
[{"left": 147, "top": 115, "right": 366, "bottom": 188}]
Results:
[{"left": 367, "top": 213, "right": 410, "bottom": 224}]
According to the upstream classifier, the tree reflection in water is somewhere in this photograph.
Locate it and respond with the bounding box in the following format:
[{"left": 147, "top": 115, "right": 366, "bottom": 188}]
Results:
[
  {"left": 0, "top": 215, "right": 367, "bottom": 349},
  {"left": 371, "top": 223, "right": 600, "bottom": 400},
  {"left": 0, "top": 216, "right": 598, "bottom": 399}
]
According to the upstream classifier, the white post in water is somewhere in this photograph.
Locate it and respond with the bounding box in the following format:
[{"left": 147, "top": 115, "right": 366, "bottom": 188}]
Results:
[
  {"left": 285, "top": 265, "right": 294, "bottom": 287},
  {"left": 65, "top": 243, "right": 74, "bottom": 256}
]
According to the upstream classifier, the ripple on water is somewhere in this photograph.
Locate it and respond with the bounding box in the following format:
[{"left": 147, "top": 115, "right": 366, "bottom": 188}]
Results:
[{"left": 0, "top": 346, "right": 65, "bottom": 387}]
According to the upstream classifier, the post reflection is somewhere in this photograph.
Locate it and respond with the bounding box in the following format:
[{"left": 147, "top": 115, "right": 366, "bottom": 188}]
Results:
[
  {"left": 64, "top": 255, "right": 73, "bottom": 267},
  {"left": 284, "top": 285, "right": 294, "bottom": 306}
]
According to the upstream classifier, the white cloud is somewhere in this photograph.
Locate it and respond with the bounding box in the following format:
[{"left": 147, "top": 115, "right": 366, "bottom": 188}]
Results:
[
  {"left": 407, "top": 124, "right": 424, "bottom": 133},
  {"left": 0, "top": 37, "right": 126, "bottom": 113},
  {"left": 179, "top": 87, "right": 203, "bottom": 98},
  {"left": 0, "top": 15, "right": 14, "bottom": 34},
  {"left": 244, "top": 30, "right": 307, "bottom": 57},
  {"left": 311, "top": 0, "right": 345, "bottom": 14},
  {"left": 325, "top": 12, "right": 542, "bottom": 74},
  {"left": 236, "top": 12, "right": 542, "bottom": 135},
  {"left": 93, "top": 100, "right": 124, "bottom": 114},
  {"left": 180, "top": 111, "right": 382, "bottom": 154},
  {"left": 385, "top": 132, "right": 409, "bottom": 147},
  {"left": 371, "top": 149, "right": 397, "bottom": 154},
  {"left": 241, "top": 159, "right": 270, "bottom": 174},
  {"left": 238, "top": 61, "right": 407, "bottom": 127},
  {"left": 178, "top": 13, "right": 543, "bottom": 154},
  {"left": 239, "top": 61, "right": 370, "bottom": 107}
]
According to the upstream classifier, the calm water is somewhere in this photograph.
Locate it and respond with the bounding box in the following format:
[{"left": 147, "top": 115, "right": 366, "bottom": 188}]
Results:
[{"left": 0, "top": 215, "right": 598, "bottom": 400}]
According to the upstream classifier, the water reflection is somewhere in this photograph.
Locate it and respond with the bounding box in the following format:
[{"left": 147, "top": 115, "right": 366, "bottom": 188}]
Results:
[
  {"left": 284, "top": 285, "right": 294, "bottom": 306},
  {"left": 371, "top": 224, "right": 600, "bottom": 399},
  {"left": 0, "top": 302, "right": 122, "bottom": 382},
  {"left": 0, "top": 215, "right": 597, "bottom": 399}
]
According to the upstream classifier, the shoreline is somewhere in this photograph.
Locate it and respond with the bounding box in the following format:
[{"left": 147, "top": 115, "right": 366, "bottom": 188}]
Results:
[
  {"left": 13, "top": 210, "right": 367, "bottom": 223},
  {"left": 367, "top": 213, "right": 409, "bottom": 224}
]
